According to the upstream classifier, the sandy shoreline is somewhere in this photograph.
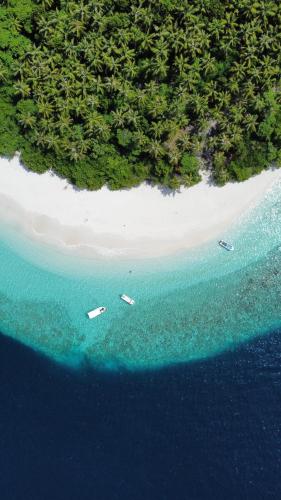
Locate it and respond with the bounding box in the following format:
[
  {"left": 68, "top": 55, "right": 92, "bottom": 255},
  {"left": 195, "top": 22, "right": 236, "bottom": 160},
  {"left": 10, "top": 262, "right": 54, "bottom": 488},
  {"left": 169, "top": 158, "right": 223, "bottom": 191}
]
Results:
[{"left": 0, "top": 155, "right": 280, "bottom": 259}]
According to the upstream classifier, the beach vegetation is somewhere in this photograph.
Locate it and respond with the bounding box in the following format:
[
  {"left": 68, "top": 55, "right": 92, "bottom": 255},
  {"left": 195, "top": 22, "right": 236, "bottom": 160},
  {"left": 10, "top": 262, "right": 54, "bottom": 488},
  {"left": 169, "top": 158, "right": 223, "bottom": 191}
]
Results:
[{"left": 1, "top": 0, "right": 281, "bottom": 189}]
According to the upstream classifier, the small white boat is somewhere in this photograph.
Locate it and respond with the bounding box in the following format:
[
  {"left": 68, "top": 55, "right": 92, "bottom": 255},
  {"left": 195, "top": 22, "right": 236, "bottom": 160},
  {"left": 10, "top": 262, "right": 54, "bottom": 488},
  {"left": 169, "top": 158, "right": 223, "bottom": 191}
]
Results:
[
  {"left": 87, "top": 306, "right": 107, "bottom": 319},
  {"left": 121, "top": 294, "right": 135, "bottom": 305},
  {"left": 219, "top": 240, "right": 234, "bottom": 251}
]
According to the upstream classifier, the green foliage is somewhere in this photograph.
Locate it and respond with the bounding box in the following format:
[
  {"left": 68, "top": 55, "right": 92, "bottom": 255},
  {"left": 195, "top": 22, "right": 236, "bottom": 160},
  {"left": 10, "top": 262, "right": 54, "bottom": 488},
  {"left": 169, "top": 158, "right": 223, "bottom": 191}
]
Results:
[
  {"left": 20, "top": 145, "right": 54, "bottom": 173},
  {"left": 212, "top": 152, "right": 231, "bottom": 186},
  {"left": 153, "top": 160, "right": 173, "bottom": 184},
  {"left": 179, "top": 154, "right": 201, "bottom": 186},
  {"left": 102, "top": 154, "right": 140, "bottom": 190},
  {"left": 0, "top": 98, "right": 21, "bottom": 156},
  {"left": 1, "top": 0, "right": 281, "bottom": 189},
  {"left": 117, "top": 128, "right": 134, "bottom": 148},
  {"left": 231, "top": 165, "right": 254, "bottom": 182},
  {"left": 0, "top": 0, "right": 37, "bottom": 157},
  {"left": 229, "top": 141, "right": 270, "bottom": 181},
  {"left": 180, "top": 154, "right": 199, "bottom": 175},
  {"left": 68, "top": 159, "right": 105, "bottom": 191}
]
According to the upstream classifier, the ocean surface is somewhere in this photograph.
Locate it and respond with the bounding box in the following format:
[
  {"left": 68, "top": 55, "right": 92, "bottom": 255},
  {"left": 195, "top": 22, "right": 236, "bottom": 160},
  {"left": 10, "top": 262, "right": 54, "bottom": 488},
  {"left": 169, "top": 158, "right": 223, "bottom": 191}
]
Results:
[{"left": 0, "top": 329, "right": 281, "bottom": 500}]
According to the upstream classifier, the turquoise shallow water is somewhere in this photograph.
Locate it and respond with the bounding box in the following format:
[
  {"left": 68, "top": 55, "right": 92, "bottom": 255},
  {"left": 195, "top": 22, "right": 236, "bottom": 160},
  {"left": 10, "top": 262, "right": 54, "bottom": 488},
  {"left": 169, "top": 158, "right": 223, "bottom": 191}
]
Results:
[{"left": 0, "top": 179, "right": 281, "bottom": 370}]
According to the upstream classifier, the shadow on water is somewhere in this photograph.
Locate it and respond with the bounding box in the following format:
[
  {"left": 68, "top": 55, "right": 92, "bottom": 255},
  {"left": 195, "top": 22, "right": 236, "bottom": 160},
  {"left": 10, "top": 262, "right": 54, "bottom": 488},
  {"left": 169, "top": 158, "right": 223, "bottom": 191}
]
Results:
[{"left": 0, "top": 329, "right": 281, "bottom": 500}]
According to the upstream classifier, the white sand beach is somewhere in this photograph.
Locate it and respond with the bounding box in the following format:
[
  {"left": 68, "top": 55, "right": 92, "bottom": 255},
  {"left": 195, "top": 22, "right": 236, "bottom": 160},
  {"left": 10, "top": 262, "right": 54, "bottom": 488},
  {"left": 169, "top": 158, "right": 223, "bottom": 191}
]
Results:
[{"left": 0, "top": 155, "right": 280, "bottom": 259}]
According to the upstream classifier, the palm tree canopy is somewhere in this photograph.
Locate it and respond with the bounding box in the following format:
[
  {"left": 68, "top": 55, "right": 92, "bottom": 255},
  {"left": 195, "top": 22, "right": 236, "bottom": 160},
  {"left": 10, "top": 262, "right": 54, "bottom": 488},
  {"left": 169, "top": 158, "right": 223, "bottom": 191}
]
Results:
[{"left": 1, "top": 0, "right": 281, "bottom": 188}]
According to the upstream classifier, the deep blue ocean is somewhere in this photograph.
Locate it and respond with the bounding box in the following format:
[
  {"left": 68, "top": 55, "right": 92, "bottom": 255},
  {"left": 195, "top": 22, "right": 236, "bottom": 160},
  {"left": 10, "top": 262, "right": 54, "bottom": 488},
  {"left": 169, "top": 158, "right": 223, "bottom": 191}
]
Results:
[{"left": 1, "top": 328, "right": 281, "bottom": 500}]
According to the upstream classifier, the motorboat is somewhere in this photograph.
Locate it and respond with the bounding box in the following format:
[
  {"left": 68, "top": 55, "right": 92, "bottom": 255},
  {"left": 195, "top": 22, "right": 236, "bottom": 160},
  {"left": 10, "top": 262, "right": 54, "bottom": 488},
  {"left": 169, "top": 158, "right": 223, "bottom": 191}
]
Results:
[
  {"left": 87, "top": 306, "right": 107, "bottom": 319},
  {"left": 219, "top": 240, "right": 234, "bottom": 251},
  {"left": 121, "top": 294, "right": 135, "bottom": 305}
]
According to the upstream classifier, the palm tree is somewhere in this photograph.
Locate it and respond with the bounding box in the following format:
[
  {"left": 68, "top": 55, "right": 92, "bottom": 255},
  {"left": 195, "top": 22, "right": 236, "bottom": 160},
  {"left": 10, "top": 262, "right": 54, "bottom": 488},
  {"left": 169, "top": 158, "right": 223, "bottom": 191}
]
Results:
[
  {"left": 125, "top": 109, "right": 139, "bottom": 128},
  {"left": 104, "top": 76, "right": 122, "bottom": 92},
  {"left": 253, "top": 96, "right": 265, "bottom": 112},
  {"left": 70, "top": 19, "right": 85, "bottom": 39},
  {"left": 145, "top": 140, "right": 164, "bottom": 159},
  {"left": 219, "top": 133, "right": 233, "bottom": 152},
  {"left": 133, "top": 130, "right": 149, "bottom": 148},
  {"left": 178, "top": 132, "right": 192, "bottom": 152},
  {"left": 167, "top": 150, "right": 180, "bottom": 167},
  {"left": 86, "top": 95, "right": 100, "bottom": 109},
  {"left": 37, "top": 99, "right": 54, "bottom": 118},
  {"left": 201, "top": 54, "right": 216, "bottom": 76},
  {"left": 124, "top": 60, "right": 138, "bottom": 79},
  {"left": 18, "top": 113, "right": 36, "bottom": 129},
  {"left": 208, "top": 18, "right": 226, "bottom": 41},
  {"left": 175, "top": 54, "right": 188, "bottom": 78},
  {"left": 69, "top": 146, "right": 84, "bottom": 162},
  {"left": 150, "top": 56, "right": 168, "bottom": 80},
  {"left": 41, "top": 0, "right": 55, "bottom": 10},
  {"left": 0, "top": 64, "right": 8, "bottom": 82},
  {"left": 150, "top": 121, "right": 165, "bottom": 139},
  {"left": 58, "top": 113, "right": 73, "bottom": 133},
  {"left": 14, "top": 81, "right": 31, "bottom": 98},
  {"left": 111, "top": 109, "right": 127, "bottom": 127},
  {"left": 244, "top": 113, "right": 258, "bottom": 133}
]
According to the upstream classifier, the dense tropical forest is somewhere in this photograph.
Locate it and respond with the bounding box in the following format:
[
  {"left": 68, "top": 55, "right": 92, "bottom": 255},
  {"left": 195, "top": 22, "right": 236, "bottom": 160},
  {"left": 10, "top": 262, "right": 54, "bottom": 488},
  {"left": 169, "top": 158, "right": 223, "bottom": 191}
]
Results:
[{"left": 1, "top": 0, "right": 281, "bottom": 190}]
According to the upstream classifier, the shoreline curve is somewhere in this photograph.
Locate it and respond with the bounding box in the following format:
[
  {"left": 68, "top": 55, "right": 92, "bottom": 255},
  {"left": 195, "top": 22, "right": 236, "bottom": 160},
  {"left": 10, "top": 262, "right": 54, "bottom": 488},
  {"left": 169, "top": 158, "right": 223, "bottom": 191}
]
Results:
[{"left": 0, "top": 155, "right": 280, "bottom": 259}]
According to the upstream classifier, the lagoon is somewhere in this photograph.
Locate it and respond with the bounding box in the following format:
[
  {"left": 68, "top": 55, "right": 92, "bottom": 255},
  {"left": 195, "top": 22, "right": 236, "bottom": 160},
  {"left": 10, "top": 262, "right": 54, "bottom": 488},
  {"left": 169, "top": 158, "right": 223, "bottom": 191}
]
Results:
[{"left": 0, "top": 174, "right": 280, "bottom": 370}]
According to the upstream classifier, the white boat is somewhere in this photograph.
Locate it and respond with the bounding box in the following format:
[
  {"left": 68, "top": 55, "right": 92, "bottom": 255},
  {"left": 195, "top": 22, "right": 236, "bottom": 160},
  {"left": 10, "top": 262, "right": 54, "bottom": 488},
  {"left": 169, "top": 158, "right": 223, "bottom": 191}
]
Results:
[
  {"left": 87, "top": 306, "right": 107, "bottom": 319},
  {"left": 121, "top": 294, "right": 135, "bottom": 305},
  {"left": 219, "top": 240, "right": 234, "bottom": 251}
]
